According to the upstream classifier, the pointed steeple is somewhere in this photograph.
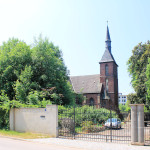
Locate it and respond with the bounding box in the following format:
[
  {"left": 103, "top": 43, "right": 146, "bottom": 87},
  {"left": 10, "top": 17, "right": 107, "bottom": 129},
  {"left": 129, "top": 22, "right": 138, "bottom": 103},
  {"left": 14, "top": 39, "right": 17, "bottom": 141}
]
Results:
[
  {"left": 99, "top": 25, "right": 117, "bottom": 65},
  {"left": 105, "top": 25, "right": 111, "bottom": 53},
  {"left": 106, "top": 25, "right": 111, "bottom": 41}
]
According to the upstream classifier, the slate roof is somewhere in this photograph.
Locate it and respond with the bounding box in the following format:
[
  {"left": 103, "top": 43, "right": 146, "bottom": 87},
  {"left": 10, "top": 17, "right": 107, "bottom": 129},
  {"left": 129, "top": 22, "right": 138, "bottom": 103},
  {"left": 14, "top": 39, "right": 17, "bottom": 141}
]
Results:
[
  {"left": 99, "top": 48, "right": 117, "bottom": 64},
  {"left": 70, "top": 74, "right": 102, "bottom": 94},
  {"left": 99, "top": 25, "right": 117, "bottom": 65}
]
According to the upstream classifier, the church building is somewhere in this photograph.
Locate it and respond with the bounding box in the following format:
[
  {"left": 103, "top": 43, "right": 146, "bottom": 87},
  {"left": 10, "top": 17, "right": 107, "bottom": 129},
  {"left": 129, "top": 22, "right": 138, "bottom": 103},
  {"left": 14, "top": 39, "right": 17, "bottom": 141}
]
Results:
[{"left": 70, "top": 25, "right": 118, "bottom": 110}]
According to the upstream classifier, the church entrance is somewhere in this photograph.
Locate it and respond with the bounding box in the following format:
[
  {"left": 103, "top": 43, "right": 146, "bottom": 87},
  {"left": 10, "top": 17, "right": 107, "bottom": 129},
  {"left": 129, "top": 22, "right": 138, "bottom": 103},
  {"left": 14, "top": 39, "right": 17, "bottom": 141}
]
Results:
[{"left": 58, "top": 104, "right": 131, "bottom": 144}]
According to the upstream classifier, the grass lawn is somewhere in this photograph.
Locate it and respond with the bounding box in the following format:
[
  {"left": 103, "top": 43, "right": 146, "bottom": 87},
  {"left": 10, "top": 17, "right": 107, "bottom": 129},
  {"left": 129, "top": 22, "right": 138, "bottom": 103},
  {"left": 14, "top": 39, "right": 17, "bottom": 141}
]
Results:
[{"left": 0, "top": 129, "right": 51, "bottom": 139}]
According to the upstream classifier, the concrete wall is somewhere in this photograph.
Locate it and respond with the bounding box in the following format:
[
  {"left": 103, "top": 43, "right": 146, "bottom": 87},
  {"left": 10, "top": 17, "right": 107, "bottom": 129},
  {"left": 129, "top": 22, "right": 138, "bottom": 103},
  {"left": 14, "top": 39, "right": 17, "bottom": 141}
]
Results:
[{"left": 9, "top": 105, "right": 58, "bottom": 137}]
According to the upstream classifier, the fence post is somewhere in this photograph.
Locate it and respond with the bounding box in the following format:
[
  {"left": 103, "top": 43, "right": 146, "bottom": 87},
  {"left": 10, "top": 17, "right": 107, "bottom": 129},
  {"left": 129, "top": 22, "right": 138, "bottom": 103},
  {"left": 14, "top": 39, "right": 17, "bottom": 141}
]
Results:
[
  {"left": 9, "top": 108, "right": 15, "bottom": 131},
  {"left": 130, "top": 104, "right": 138, "bottom": 144},
  {"left": 110, "top": 106, "right": 112, "bottom": 142},
  {"left": 46, "top": 105, "right": 58, "bottom": 137},
  {"left": 130, "top": 104, "right": 144, "bottom": 146},
  {"left": 137, "top": 104, "right": 144, "bottom": 145},
  {"left": 73, "top": 104, "right": 75, "bottom": 139}
]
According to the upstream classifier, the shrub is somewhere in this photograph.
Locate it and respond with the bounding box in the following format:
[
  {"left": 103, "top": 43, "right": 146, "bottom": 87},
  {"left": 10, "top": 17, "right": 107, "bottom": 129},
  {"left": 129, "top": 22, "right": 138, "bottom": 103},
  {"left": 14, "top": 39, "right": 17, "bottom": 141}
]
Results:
[
  {"left": 58, "top": 105, "right": 117, "bottom": 128},
  {"left": 81, "top": 121, "right": 93, "bottom": 133},
  {"left": 0, "top": 109, "right": 9, "bottom": 129},
  {"left": 0, "top": 91, "right": 53, "bottom": 129},
  {"left": 91, "top": 125, "right": 105, "bottom": 132}
]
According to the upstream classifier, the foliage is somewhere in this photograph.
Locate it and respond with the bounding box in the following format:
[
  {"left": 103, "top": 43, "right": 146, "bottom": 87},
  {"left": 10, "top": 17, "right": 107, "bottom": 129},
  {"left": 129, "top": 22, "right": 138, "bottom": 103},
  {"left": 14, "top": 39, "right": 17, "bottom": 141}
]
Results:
[
  {"left": 144, "top": 106, "right": 150, "bottom": 112},
  {"left": 0, "top": 91, "right": 53, "bottom": 129},
  {"left": 58, "top": 105, "right": 117, "bottom": 127},
  {"left": 0, "top": 37, "right": 75, "bottom": 106},
  {"left": 75, "top": 93, "right": 85, "bottom": 105},
  {"left": 127, "top": 93, "right": 138, "bottom": 104},
  {"left": 119, "top": 104, "right": 126, "bottom": 112},
  {"left": 127, "top": 93, "right": 150, "bottom": 112},
  {"left": 90, "top": 125, "right": 105, "bottom": 133},
  {"left": 146, "top": 58, "right": 150, "bottom": 107},
  {"left": 14, "top": 66, "right": 33, "bottom": 103},
  {"left": 81, "top": 121, "right": 93, "bottom": 132},
  {"left": 127, "top": 41, "right": 150, "bottom": 107},
  {"left": 0, "top": 109, "right": 9, "bottom": 129},
  {"left": 0, "top": 36, "right": 76, "bottom": 128},
  {"left": 119, "top": 103, "right": 131, "bottom": 112}
]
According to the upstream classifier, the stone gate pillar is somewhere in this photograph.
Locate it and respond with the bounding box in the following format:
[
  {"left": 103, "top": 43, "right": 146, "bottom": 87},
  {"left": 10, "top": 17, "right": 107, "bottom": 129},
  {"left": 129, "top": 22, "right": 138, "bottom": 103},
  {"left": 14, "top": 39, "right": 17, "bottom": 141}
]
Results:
[
  {"left": 130, "top": 104, "right": 138, "bottom": 143},
  {"left": 130, "top": 104, "right": 144, "bottom": 146},
  {"left": 137, "top": 104, "right": 144, "bottom": 145}
]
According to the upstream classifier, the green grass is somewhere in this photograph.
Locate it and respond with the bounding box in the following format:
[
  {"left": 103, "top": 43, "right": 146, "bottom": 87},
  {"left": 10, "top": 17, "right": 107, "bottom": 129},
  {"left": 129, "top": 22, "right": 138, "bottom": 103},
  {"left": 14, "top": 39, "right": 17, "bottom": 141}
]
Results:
[
  {"left": 0, "top": 129, "right": 52, "bottom": 139},
  {"left": 75, "top": 126, "right": 82, "bottom": 132}
]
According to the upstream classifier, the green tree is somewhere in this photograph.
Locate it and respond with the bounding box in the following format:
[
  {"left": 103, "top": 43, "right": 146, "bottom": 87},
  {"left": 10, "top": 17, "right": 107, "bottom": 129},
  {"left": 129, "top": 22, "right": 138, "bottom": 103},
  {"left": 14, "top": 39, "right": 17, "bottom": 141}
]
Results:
[
  {"left": 0, "top": 37, "right": 74, "bottom": 105},
  {"left": 0, "top": 38, "right": 32, "bottom": 100},
  {"left": 127, "top": 93, "right": 138, "bottom": 104},
  {"left": 30, "top": 36, "right": 74, "bottom": 105},
  {"left": 127, "top": 41, "right": 150, "bottom": 107},
  {"left": 146, "top": 58, "right": 150, "bottom": 107},
  {"left": 14, "top": 65, "right": 33, "bottom": 103}
]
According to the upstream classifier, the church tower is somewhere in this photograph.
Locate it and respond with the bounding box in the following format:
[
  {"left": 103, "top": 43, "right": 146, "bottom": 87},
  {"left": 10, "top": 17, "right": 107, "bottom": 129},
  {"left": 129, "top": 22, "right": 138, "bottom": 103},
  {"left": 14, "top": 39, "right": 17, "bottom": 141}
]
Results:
[{"left": 99, "top": 25, "right": 118, "bottom": 110}]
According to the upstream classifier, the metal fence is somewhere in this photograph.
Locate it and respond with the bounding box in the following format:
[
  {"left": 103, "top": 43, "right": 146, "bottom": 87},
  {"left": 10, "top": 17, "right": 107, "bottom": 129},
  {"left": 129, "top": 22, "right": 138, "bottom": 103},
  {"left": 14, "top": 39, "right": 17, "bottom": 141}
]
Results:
[
  {"left": 144, "top": 113, "right": 150, "bottom": 145},
  {"left": 58, "top": 104, "right": 131, "bottom": 144}
]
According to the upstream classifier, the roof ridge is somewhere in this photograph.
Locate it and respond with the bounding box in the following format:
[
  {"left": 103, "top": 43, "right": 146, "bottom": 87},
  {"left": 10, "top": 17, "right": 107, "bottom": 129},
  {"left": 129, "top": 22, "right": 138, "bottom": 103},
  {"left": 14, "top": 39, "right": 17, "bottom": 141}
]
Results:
[{"left": 70, "top": 74, "right": 99, "bottom": 77}]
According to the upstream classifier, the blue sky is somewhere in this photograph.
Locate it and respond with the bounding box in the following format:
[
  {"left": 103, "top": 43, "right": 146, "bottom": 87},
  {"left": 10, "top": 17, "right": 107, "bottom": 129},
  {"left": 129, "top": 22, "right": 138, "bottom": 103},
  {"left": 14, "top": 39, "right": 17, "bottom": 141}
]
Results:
[{"left": 0, "top": 0, "right": 149, "bottom": 95}]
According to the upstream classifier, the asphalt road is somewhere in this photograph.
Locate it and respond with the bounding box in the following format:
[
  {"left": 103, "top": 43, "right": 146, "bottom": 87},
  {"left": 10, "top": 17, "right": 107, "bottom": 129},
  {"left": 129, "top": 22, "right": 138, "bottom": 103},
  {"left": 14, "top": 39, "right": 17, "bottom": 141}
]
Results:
[{"left": 0, "top": 137, "right": 83, "bottom": 150}]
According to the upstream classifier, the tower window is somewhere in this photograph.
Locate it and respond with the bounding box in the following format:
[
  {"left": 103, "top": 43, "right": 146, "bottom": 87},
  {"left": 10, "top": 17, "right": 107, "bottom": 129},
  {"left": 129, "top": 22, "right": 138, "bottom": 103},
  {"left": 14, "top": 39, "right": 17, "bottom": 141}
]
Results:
[{"left": 105, "top": 64, "right": 109, "bottom": 75}]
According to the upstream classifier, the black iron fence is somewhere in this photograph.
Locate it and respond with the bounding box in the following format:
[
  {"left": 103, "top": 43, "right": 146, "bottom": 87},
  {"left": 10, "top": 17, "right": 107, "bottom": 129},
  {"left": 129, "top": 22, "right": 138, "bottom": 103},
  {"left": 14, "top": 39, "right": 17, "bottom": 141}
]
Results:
[
  {"left": 144, "top": 112, "right": 150, "bottom": 145},
  {"left": 58, "top": 104, "right": 131, "bottom": 144}
]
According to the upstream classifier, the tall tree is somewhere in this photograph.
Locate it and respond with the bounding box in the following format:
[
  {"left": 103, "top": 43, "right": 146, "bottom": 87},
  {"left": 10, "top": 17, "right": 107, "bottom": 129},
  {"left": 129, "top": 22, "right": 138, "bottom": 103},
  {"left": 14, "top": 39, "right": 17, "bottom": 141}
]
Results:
[
  {"left": 127, "top": 41, "right": 150, "bottom": 107},
  {"left": 0, "top": 38, "right": 32, "bottom": 100},
  {"left": 0, "top": 37, "right": 74, "bottom": 105},
  {"left": 146, "top": 58, "right": 150, "bottom": 106}
]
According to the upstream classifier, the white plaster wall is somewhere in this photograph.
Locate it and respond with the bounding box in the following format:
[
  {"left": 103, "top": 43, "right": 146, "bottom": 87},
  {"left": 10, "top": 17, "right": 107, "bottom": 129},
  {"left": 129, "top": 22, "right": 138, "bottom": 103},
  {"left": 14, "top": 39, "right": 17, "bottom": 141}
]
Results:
[{"left": 9, "top": 105, "right": 58, "bottom": 137}]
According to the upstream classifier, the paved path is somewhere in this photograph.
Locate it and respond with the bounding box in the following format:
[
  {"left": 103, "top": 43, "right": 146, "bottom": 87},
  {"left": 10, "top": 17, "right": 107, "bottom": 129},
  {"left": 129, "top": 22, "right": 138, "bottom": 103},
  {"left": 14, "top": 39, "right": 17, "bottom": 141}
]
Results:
[
  {"left": 0, "top": 137, "right": 83, "bottom": 150},
  {"left": 0, "top": 136, "right": 150, "bottom": 150},
  {"left": 28, "top": 138, "right": 150, "bottom": 150}
]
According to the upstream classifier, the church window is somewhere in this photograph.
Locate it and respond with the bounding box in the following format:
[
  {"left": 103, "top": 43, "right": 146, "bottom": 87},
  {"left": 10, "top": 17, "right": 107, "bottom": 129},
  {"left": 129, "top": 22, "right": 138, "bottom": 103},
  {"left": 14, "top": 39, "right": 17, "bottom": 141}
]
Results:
[
  {"left": 89, "top": 98, "right": 94, "bottom": 106},
  {"left": 105, "top": 64, "right": 109, "bottom": 75}
]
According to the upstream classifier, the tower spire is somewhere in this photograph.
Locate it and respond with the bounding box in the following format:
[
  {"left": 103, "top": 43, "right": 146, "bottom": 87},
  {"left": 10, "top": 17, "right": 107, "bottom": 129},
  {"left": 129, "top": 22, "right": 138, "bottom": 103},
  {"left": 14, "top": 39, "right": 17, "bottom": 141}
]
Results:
[
  {"left": 100, "top": 24, "right": 117, "bottom": 65},
  {"left": 105, "top": 24, "right": 111, "bottom": 53}
]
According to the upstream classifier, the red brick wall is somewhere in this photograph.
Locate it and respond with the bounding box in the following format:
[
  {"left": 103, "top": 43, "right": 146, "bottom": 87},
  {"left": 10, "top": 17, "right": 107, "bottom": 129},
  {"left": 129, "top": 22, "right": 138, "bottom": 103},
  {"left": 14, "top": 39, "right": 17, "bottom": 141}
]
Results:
[
  {"left": 83, "top": 93, "right": 99, "bottom": 105},
  {"left": 100, "top": 62, "right": 118, "bottom": 110}
]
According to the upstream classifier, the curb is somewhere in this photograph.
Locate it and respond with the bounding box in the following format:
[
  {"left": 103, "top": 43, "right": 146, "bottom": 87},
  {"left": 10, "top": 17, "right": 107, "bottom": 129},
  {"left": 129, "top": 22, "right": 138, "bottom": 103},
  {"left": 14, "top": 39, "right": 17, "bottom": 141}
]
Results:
[{"left": 0, "top": 135, "right": 27, "bottom": 141}]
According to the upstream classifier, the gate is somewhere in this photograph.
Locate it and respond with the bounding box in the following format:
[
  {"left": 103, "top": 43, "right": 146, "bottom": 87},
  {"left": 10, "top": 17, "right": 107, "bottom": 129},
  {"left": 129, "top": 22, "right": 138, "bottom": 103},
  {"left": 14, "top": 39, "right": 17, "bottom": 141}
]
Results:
[
  {"left": 144, "top": 113, "right": 150, "bottom": 145},
  {"left": 58, "top": 104, "right": 131, "bottom": 144}
]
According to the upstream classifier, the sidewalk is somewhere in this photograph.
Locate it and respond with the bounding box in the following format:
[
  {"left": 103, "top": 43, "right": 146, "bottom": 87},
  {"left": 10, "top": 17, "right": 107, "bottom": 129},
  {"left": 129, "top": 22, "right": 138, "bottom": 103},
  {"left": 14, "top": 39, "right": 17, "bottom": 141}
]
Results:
[{"left": 28, "top": 138, "right": 150, "bottom": 150}]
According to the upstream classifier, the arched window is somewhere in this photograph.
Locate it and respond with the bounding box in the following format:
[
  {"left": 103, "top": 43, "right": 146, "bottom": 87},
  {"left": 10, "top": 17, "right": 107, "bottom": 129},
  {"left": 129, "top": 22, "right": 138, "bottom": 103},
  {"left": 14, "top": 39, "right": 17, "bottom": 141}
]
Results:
[
  {"left": 89, "top": 98, "right": 94, "bottom": 106},
  {"left": 105, "top": 64, "right": 109, "bottom": 75}
]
